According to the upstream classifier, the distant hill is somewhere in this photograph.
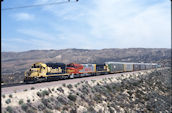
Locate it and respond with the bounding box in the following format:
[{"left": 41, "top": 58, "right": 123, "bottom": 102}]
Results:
[{"left": 1, "top": 48, "right": 171, "bottom": 84}]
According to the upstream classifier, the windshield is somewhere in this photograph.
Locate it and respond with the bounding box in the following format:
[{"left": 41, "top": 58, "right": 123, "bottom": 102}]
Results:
[{"left": 31, "top": 64, "right": 40, "bottom": 68}]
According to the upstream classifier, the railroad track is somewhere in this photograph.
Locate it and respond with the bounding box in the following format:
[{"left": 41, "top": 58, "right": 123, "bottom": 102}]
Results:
[{"left": 1, "top": 82, "right": 26, "bottom": 88}]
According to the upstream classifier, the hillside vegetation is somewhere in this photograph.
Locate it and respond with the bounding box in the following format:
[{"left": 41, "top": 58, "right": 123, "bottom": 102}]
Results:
[
  {"left": 1, "top": 48, "right": 171, "bottom": 84},
  {"left": 1, "top": 68, "right": 171, "bottom": 113}
]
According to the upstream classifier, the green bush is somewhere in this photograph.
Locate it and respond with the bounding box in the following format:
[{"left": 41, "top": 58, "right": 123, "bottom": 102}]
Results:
[
  {"left": 31, "top": 87, "right": 35, "bottom": 90},
  {"left": 41, "top": 98, "right": 53, "bottom": 109},
  {"left": 9, "top": 94, "right": 12, "bottom": 98},
  {"left": 57, "top": 87, "right": 64, "bottom": 93},
  {"left": 67, "top": 84, "right": 73, "bottom": 89},
  {"left": 87, "top": 106, "right": 96, "bottom": 113},
  {"left": 38, "top": 104, "right": 45, "bottom": 111},
  {"left": 68, "top": 94, "right": 77, "bottom": 102},
  {"left": 6, "top": 106, "right": 13, "bottom": 113},
  {"left": 5, "top": 99, "right": 11, "bottom": 104},
  {"left": 2, "top": 95, "right": 5, "bottom": 98},
  {"left": 62, "top": 83, "right": 66, "bottom": 87},
  {"left": 27, "top": 99, "right": 30, "bottom": 103},
  {"left": 42, "top": 90, "right": 49, "bottom": 96},
  {"left": 24, "top": 89, "right": 28, "bottom": 91},
  {"left": 19, "top": 99, "right": 24, "bottom": 105},
  {"left": 37, "top": 91, "right": 42, "bottom": 97},
  {"left": 91, "top": 80, "right": 96, "bottom": 83},
  {"left": 43, "top": 109, "right": 53, "bottom": 113},
  {"left": 21, "top": 103, "right": 28, "bottom": 111},
  {"left": 74, "top": 84, "right": 78, "bottom": 88}
]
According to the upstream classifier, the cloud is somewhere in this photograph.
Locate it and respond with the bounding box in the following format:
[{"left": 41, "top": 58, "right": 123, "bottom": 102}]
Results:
[
  {"left": 14, "top": 13, "right": 35, "bottom": 21},
  {"left": 20, "top": 0, "right": 171, "bottom": 49},
  {"left": 87, "top": 0, "right": 171, "bottom": 48}
]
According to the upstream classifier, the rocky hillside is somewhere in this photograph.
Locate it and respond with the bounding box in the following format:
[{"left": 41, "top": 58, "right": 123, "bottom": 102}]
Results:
[
  {"left": 1, "top": 48, "right": 171, "bottom": 84},
  {"left": 1, "top": 68, "right": 171, "bottom": 113}
]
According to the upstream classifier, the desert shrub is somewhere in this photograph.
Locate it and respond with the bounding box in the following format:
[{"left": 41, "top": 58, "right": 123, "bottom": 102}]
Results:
[
  {"left": 80, "top": 85, "right": 89, "bottom": 94},
  {"left": 42, "top": 90, "right": 49, "bottom": 96},
  {"left": 62, "top": 83, "right": 66, "bottom": 87},
  {"left": 94, "top": 94, "right": 102, "bottom": 103},
  {"left": 50, "top": 97, "right": 55, "bottom": 101},
  {"left": 81, "top": 80, "right": 85, "bottom": 83},
  {"left": 91, "top": 80, "right": 96, "bottom": 83},
  {"left": 37, "top": 91, "right": 42, "bottom": 97},
  {"left": 74, "top": 84, "right": 78, "bottom": 88},
  {"left": 87, "top": 106, "right": 96, "bottom": 113},
  {"left": 43, "top": 109, "right": 53, "bottom": 113},
  {"left": 41, "top": 98, "right": 50, "bottom": 106},
  {"left": 105, "top": 85, "right": 113, "bottom": 91},
  {"left": 21, "top": 103, "right": 28, "bottom": 111},
  {"left": 41, "top": 98, "right": 53, "bottom": 109},
  {"left": 2, "top": 95, "right": 5, "bottom": 98},
  {"left": 70, "top": 108, "right": 77, "bottom": 113},
  {"left": 67, "top": 84, "right": 73, "bottom": 89},
  {"left": 26, "top": 108, "right": 37, "bottom": 113},
  {"left": 19, "top": 99, "right": 24, "bottom": 105},
  {"left": 57, "top": 87, "right": 64, "bottom": 93},
  {"left": 27, "top": 99, "right": 30, "bottom": 103},
  {"left": 5, "top": 99, "right": 11, "bottom": 104},
  {"left": 85, "top": 81, "right": 89, "bottom": 84},
  {"left": 68, "top": 94, "right": 77, "bottom": 102},
  {"left": 38, "top": 104, "right": 45, "bottom": 111},
  {"left": 9, "top": 94, "right": 12, "bottom": 98},
  {"left": 6, "top": 106, "right": 13, "bottom": 113},
  {"left": 62, "top": 106, "right": 68, "bottom": 111},
  {"left": 24, "top": 89, "right": 27, "bottom": 91},
  {"left": 97, "top": 82, "right": 100, "bottom": 86},
  {"left": 31, "top": 87, "right": 35, "bottom": 90},
  {"left": 54, "top": 101, "right": 62, "bottom": 110},
  {"left": 57, "top": 97, "right": 68, "bottom": 105}
]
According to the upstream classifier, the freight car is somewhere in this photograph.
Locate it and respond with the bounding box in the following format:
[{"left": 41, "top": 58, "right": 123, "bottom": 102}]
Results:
[
  {"left": 66, "top": 63, "right": 96, "bottom": 78},
  {"left": 105, "top": 62, "right": 124, "bottom": 73},
  {"left": 24, "top": 62, "right": 159, "bottom": 83}
]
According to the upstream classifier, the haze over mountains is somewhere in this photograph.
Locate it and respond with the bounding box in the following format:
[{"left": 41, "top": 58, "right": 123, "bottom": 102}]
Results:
[{"left": 1, "top": 48, "right": 171, "bottom": 84}]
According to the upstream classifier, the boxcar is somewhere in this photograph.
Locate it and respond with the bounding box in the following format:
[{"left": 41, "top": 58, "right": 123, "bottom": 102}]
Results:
[
  {"left": 124, "top": 63, "right": 133, "bottom": 72},
  {"left": 96, "top": 64, "right": 106, "bottom": 71},
  {"left": 79, "top": 64, "right": 96, "bottom": 73},
  {"left": 140, "top": 63, "right": 146, "bottom": 70},
  {"left": 152, "top": 63, "right": 158, "bottom": 69},
  {"left": 145, "top": 64, "right": 152, "bottom": 69},
  {"left": 133, "top": 63, "right": 140, "bottom": 71},
  {"left": 105, "top": 62, "right": 124, "bottom": 73}
]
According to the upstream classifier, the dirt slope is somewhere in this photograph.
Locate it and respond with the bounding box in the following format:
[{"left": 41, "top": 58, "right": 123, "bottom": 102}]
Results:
[{"left": 1, "top": 68, "right": 171, "bottom": 113}]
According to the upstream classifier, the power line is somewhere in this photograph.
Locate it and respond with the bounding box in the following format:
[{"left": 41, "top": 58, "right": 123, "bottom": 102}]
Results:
[{"left": 1, "top": 0, "right": 78, "bottom": 11}]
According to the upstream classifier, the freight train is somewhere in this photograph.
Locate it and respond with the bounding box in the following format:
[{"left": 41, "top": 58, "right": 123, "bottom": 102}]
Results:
[{"left": 24, "top": 62, "right": 160, "bottom": 83}]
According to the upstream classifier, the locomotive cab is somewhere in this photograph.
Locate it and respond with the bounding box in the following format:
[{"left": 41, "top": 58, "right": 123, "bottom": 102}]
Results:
[{"left": 24, "top": 62, "right": 47, "bottom": 82}]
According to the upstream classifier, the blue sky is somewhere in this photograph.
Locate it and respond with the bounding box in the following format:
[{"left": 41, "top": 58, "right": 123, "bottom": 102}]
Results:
[{"left": 1, "top": 0, "right": 171, "bottom": 52}]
